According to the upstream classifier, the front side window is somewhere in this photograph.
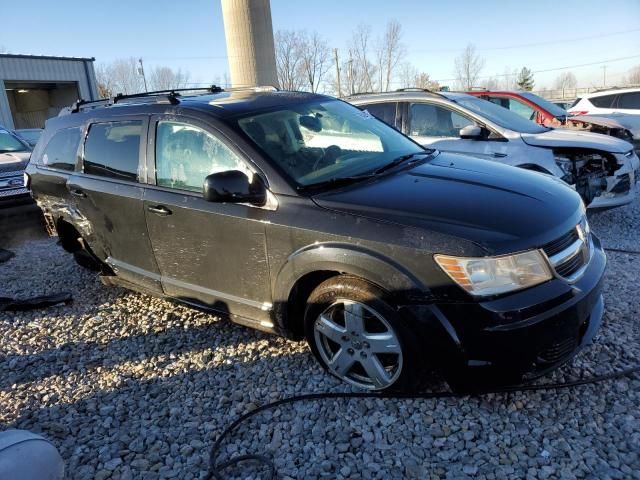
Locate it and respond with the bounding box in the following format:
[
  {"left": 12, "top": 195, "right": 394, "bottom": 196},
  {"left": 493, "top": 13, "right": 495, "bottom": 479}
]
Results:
[
  {"left": 0, "top": 129, "right": 29, "bottom": 153},
  {"left": 237, "top": 99, "right": 424, "bottom": 187},
  {"left": 617, "top": 92, "right": 640, "bottom": 109},
  {"left": 40, "top": 128, "right": 81, "bottom": 171},
  {"left": 505, "top": 98, "right": 536, "bottom": 121},
  {"left": 409, "top": 103, "right": 473, "bottom": 137},
  {"left": 155, "top": 121, "right": 248, "bottom": 192},
  {"left": 84, "top": 121, "right": 142, "bottom": 181}
]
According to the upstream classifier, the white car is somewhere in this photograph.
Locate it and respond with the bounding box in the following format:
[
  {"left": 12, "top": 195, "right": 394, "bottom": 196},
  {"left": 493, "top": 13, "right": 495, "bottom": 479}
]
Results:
[
  {"left": 569, "top": 87, "right": 640, "bottom": 116},
  {"left": 347, "top": 90, "right": 640, "bottom": 210}
]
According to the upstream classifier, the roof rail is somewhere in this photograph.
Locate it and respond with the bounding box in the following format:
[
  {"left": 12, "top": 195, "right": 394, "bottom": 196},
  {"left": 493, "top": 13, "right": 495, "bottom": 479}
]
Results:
[{"left": 66, "top": 85, "right": 225, "bottom": 114}]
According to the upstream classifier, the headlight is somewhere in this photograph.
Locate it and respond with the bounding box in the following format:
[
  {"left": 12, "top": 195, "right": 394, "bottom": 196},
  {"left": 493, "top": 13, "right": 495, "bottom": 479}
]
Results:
[
  {"left": 554, "top": 155, "right": 573, "bottom": 176},
  {"left": 434, "top": 250, "right": 553, "bottom": 297}
]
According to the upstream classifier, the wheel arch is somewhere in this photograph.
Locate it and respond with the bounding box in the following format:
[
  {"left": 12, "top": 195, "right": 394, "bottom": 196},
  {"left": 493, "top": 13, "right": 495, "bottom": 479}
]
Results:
[{"left": 272, "top": 242, "right": 427, "bottom": 339}]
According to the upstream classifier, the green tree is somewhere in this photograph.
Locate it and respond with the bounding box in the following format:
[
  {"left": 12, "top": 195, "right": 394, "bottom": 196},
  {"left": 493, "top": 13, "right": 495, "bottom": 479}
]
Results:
[{"left": 516, "top": 67, "right": 535, "bottom": 91}]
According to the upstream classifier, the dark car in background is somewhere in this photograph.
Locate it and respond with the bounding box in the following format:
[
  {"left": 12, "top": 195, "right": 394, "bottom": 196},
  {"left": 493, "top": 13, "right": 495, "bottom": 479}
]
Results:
[
  {"left": 0, "top": 126, "right": 32, "bottom": 208},
  {"left": 26, "top": 88, "right": 606, "bottom": 391},
  {"left": 14, "top": 128, "right": 43, "bottom": 148}
]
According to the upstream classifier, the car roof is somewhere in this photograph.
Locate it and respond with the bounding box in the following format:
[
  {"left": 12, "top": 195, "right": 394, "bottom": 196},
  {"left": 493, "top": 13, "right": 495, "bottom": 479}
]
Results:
[
  {"left": 346, "top": 90, "right": 474, "bottom": 103},
  {"left": 583, "top": 87, "right": 640, "bottom": 98},
  {"left": 45, "top": 89, "right": 332, "bottom": 130}
]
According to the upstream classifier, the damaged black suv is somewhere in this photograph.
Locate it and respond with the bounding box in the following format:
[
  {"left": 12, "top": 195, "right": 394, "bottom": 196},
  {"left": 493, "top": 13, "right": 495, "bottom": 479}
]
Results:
[{"left": 26, "top": 87, "right": 606, "bottom": 391}]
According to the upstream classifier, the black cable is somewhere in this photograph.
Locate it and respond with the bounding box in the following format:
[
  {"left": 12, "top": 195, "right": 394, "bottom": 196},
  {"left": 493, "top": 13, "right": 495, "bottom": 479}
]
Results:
[
  {"left": 207, "top": 245, "right": 640, "bottom": 478},
  {"left": 206, "top": 364, "right": 640, "bottom": 480},
  {"left": 603, "top": 247, "right": 640, "bottom": 255}
]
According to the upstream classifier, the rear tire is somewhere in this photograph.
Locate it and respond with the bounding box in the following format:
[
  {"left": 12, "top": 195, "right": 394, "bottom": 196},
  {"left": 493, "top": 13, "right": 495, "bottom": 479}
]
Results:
[{"left": 304, "top": 276, "right": 420, "bottom": 391}]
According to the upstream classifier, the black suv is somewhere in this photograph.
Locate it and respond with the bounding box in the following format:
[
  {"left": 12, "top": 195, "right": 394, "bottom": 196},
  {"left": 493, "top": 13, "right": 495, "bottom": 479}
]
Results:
[{"left": 26, "top": 87, "right": 606, "bottom": 391}]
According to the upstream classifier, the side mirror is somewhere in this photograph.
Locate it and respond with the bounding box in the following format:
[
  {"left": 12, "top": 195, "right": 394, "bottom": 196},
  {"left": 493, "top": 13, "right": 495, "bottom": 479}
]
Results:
[
  {"left": 203, "top": 170, "right": 266, "bottom": 206},
  {"left": 459, "top": 125, "right": 483, "bottom": 140}
]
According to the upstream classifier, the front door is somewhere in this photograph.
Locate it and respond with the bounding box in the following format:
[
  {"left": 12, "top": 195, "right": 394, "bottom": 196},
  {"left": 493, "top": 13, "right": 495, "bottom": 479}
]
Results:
[{"left": 143, "top": 115, "right": 273, "bottom": 325}]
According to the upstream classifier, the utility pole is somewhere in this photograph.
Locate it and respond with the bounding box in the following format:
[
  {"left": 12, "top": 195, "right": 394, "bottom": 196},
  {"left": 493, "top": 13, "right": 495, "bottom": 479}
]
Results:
[
  {"left": 138, "top": 58, "right": 148, "bottom": 92},
  {"left": 601, "top": 65, "right": 607, "bottom": 88},
  {"left": 348, "top": 50, "right": 354, "bottom": 96},
  {"left": 333, "top": 48, "right": 342, "bottom": 98}
]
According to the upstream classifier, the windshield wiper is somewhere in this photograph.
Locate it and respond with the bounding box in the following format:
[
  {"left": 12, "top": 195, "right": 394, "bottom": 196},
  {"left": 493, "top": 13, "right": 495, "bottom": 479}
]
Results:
[
  {"left": 297, "top": 173, "right": 376, "bottom": 192},
  {"left": 372, "top": 151, "right": 430, "bottom": 175}
]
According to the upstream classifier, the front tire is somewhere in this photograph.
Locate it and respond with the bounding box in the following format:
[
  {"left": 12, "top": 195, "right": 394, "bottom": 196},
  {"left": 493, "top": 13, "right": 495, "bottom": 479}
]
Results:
[{"left": 304, "top": 276, "right": 418, "bottom": 391}]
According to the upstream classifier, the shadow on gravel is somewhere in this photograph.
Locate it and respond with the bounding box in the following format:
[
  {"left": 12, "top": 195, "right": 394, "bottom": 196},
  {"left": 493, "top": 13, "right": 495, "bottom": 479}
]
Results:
[{"left": 0, "top": 315, "right": 279, "bottom": 390}]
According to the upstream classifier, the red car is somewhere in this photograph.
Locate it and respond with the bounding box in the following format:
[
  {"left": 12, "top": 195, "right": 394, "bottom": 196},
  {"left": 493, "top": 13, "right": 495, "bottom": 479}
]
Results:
[{"left": 467, "top": 90, "right": 636, "bottom": 148}]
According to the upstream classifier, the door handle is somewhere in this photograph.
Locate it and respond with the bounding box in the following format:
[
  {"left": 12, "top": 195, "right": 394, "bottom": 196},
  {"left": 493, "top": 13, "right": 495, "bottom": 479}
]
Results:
[
  {"left": 492, "top": 152, "right": 507, "bottom": 158},
  {"left": 147, "top": 205, "right": 172, "bottom": 216},
  {"left": 69, "top": 189, "right": 87, "bottom": 198}
]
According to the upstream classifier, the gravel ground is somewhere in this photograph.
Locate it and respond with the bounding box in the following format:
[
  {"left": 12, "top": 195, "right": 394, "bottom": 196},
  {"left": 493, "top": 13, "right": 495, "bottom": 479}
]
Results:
[{"left": 1, "top": 198, "right": 639, "bottom": 480}]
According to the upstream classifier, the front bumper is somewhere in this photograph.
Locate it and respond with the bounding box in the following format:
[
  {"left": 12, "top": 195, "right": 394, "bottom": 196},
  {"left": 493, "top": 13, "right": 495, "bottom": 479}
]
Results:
[
  {"left": 403, "top": 235, "right": 606, "bottom": 388},
  {"left": 589, "top": 152, "right": 639, "bottom": 209}
]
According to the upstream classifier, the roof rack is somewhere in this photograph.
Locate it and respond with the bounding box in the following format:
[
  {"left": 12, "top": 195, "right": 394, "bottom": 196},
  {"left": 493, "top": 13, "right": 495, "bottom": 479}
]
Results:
[{"left": 65, "top": 85, "right": 279, "bottom": 115}]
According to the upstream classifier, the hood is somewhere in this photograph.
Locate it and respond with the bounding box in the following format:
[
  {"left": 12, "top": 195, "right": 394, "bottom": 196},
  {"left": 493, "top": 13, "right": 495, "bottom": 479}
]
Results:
[
  {"left": 0, "top": 151, "right": 30, "bottom": 172},
  {"left": 574, "top": 113, "right": 640, "bottom": 139},
  {"left": 313, "top": 153, "right": 584, "bottom": 256},
  {"left": 521, "top": 128, "right": 633, "bottom": 153}
]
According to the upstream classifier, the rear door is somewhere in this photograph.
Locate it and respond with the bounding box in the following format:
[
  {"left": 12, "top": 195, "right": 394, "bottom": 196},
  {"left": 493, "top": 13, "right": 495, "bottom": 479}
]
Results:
[
  {"left": 143, "top": 114, "right": 273, "bottom": 325},
  {"left": 67, "top": 116, "right": 162, "bottom": 292},
  {"left": 405, "top": 101, "right": 505, "bottom": 160}
]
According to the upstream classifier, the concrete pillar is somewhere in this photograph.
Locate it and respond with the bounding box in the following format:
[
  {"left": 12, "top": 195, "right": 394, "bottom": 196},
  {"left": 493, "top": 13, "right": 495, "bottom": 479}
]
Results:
[{"left": 221, "top": 0, "right": 279, "bottom": 89}]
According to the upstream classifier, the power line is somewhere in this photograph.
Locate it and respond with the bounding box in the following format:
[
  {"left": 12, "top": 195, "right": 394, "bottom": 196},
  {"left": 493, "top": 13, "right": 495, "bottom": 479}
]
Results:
[
  {"left": 410, "top": 28, "right": 640, "bottom": 53},
  {"left": 424, "top": 54, "right": 640, "bottom": 84}
]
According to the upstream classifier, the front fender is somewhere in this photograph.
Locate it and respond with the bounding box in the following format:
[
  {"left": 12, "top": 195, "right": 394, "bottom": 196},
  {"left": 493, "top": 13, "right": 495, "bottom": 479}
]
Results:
[{"left": 272, "top": 242, "right": 431, "bottom": 332}]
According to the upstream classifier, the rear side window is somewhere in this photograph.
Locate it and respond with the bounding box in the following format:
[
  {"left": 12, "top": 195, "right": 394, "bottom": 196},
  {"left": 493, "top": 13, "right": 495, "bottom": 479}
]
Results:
[
  {"left": 409, "top": 103, "right": 473, "bottom": 137},
  {"left": 589, "top": 94, "right": 617, "bottom": 108},
  {"left": 83, "top": 121, "right": 142, "bottom": 181},
  {"left": 40, "top": 128, "right": 81, "bottom": 171},
  {"left": 361, "top": 103, "right": 397, "bottom": 126},
  {"left": 618, "top": 92, "right": 640, "bottom": 109}
]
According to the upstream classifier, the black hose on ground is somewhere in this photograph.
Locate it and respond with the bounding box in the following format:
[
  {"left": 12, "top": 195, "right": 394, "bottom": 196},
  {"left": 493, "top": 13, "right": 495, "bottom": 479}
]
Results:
[
  {"left": 206, "top": 245, "right": 640, "bottom": 479},
  {"left": 205, "top": 364, "right": 640, "bottom": 480}
]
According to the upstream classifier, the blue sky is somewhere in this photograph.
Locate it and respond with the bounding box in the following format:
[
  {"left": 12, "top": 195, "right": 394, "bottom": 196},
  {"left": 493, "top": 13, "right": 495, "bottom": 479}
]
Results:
[{"left": 1, "top": 0, "right": 639, "bottom": 90}]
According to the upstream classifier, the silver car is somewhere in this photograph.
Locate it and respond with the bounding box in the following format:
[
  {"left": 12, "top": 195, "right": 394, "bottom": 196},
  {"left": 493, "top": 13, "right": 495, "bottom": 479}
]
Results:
[
  {"left": 348, "top": 90, "right": 639, "bottom": 210},
  {"left": 0, "top": 127, "right": 32, "bottom": 206}
]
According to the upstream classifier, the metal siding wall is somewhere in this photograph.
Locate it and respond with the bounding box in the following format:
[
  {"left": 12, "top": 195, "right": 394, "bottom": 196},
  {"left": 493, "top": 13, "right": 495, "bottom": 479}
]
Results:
[
  {"left": 0, "top": 56, "right": 98, "bottom": 128},
  {"left": 0, "top": 80, "right": 14, "bottom": 129}
]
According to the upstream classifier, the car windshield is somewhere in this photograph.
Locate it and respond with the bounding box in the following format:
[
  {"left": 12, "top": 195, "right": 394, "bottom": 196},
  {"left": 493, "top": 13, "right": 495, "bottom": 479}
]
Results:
[
  {"left": 17, "top": 129, "right": 42, "bottom": 144},
  {"left": 0, "top": 129, "right": 30, "bottom": 153},
  {"left": 450, "top": 96, "right": 549, "bottom": 134},
  {"left": 519, "top": 92, "right": 568, "bottom": 118},
  {"left": 236, "top": 99, "right": 426, "bottom": 187}
]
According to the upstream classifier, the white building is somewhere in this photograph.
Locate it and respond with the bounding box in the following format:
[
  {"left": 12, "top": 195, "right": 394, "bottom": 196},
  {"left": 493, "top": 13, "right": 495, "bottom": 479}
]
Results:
[{"left": 0, "top": 53, "right": 98, "bottom": 130}]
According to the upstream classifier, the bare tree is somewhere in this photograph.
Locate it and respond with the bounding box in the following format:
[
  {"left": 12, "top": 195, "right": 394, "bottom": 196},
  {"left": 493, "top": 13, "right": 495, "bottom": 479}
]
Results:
[
  {"left": 398, "top": 62, "right": 439, "bottom": 90},
  {"left": 500, "top": 66, "right": 519, "bottom": 90},
  {"left": 480, "top": 76, "right": 500, "bottom": 90},
  {"left": 554, "top": 71, "right": 577, "bottom": 90},
  {"left": 275, "top": 30, "right": 305, "bottom": 91},
  {"left": 623, "top": 65, "right": 640, "bottom": 86},
  {"left": 299, "top": 31, "right": 332, "bottom": 93},
  {"left": 454, "top": 44, "right": 485, "bottom": 90},
  {"left": 96, "top": 63, "right": 116, "bottom": 98},
  {"left": 349, "top": 24, "right": 377, "bottom": 94},
  {"left": 148, "top": 66, "right": 191, "bottom": 91},
  {"left": 375, "top": 20, "right": 405, "bottom": 92},
  {"left": 98, "top": 57, "right": 146, "bottom": 95}
]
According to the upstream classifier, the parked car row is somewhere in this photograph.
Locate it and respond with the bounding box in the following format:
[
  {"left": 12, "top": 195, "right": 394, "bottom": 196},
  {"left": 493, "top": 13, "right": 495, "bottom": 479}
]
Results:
[
  {"left": 25, "top": 86, "right": 612, "bottom": 391},
  {"left": 348, "top": 89, "right": 639, "bottom": 210},
  {"left": 467, "top": 88, "right": 640, "bottom": 154}
]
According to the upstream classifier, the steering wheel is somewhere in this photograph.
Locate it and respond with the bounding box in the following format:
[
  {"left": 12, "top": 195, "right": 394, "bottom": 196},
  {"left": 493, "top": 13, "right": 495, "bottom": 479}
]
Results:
[{"left": 312, "top": 145, "right": 342, "bottom": 171}]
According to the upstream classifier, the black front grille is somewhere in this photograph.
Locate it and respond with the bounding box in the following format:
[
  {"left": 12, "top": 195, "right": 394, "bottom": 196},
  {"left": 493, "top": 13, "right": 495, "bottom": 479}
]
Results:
[
  {"left": 610, "top": 174, "right": 631, "bottom": 194},
  {"left": 542, "top": 229, "right": 580, "bottom": 258},
  {"left": 537, "top": 337, "right": 578, "bottom": 364},
  {"left": 555, "top": 253, "right": 585, "bottom": 278}
]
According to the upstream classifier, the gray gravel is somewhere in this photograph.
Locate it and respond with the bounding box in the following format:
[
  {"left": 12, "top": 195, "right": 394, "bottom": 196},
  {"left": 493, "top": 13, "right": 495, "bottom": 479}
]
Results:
[{"left": 1, "top": 197, "right": 639, "bottom": 480}]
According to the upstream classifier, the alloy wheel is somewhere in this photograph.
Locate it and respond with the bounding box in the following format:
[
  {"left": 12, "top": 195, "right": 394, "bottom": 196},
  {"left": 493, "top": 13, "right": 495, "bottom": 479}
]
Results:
[{"left": 313, "top": 299, "right": 403, "bottom": 390}]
